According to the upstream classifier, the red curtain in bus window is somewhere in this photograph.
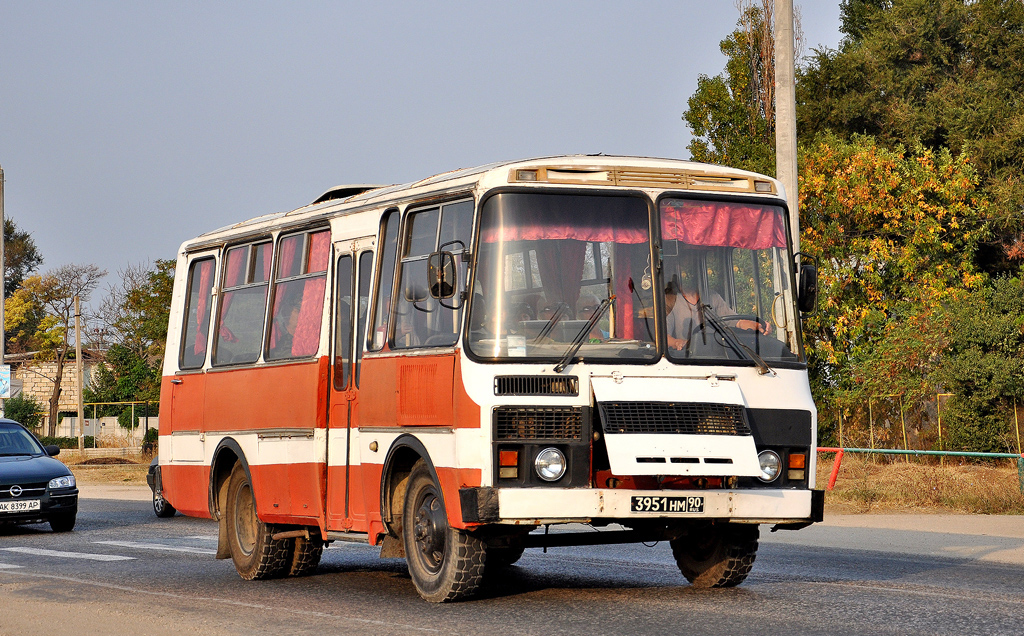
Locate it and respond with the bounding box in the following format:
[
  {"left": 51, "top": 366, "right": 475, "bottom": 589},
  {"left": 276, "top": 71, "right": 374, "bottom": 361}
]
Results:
[
  {"left": 278, "top": 235, "right": 304, "bottom": 278},
  {"left": 193, "top": 260, "right": 214, "bottom": 356},
  {"left": 480, "top": 222, "right": 647, "bottom": 245},
  {"left": 307, "top": 231, "right": 330, "bottom": 273},
  {"left": 534, "top": 239, "right": 587, "bottom": 310},
  {"left": 217, "top": 248, "right": 247, "bottom": 343},
  {"left": 611, "top": 245, "right": 650, "bottom": 340},
  {"left": 291, "top": 276, "right": 326, "bottom": 356},
  {"left": 660, "top": 200, "right": 786, "bottom": 249}
]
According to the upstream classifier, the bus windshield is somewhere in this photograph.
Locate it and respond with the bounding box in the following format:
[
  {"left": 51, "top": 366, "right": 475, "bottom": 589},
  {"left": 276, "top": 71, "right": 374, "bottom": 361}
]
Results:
[
  {"left": 467, "top": 192, "right": 658, "bottom": 363},
  {"left": 659, "top": 197, "right": 803, "bottom": 365}
]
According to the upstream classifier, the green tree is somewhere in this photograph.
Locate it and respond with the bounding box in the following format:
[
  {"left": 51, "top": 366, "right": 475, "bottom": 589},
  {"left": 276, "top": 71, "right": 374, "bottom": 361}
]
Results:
[
  {"left": 101, "top": 260, "right": 175, "bottom": 364},
  {"left": 14, "top": 264, "right": 106, "bottom": 436},
  {"left": 84, "top": 344, "right": 160, "bottom": 428},
  {"left": 798, "top": 134, "right": 989, "bottom": 402},
  {"left": 929, "top": 277, "right": 1024, "bottom": 452},
  {"left": 683, "top": 1, "right": 782, "bottom": 175},
  {"left": 798, "top": 0, "right": 1024, "bottom": 274},
  {"left": 4, "top": 217, "right": 44, "bottom": 298}
]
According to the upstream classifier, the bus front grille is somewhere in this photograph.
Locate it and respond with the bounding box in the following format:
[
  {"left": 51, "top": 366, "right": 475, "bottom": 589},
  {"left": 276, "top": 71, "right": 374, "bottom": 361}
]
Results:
[
  {"left": 494, "top": 376, "right": 579, "bottom": 396},
  {"left": 598, "top": 402, "right": 751, "bottom": 436},
  {"left": 494, "top": 406, "right": 584, "bottom": 440}
]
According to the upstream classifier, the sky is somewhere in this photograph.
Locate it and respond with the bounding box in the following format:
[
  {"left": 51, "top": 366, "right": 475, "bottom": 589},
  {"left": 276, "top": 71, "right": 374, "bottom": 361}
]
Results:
[{"left": 0, "top": 1, "right": 844, "bottom": 293}]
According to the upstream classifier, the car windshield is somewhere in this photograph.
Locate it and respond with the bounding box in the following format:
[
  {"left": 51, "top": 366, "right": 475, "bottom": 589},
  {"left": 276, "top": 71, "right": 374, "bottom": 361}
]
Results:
[
  {"left": 467, "top": 192, "right": 658, "bottom": 363},
  {"left": 0, "top": 425, "right": 45, "bottom": 456},
  {"left": 659, "top": 197, "right": 803, "bottom": 365}
]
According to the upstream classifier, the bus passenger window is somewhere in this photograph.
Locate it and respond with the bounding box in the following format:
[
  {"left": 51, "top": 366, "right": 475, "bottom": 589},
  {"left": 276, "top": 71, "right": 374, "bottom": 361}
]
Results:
[
  {"left": 180, "top": 258, "right": 215, "bottom": 369},
  {"left": 267, "top": 230, "right": 330, "bottom": 361},
  {"left": 214, "top": 242, "right": 272, "bottom": 365}
]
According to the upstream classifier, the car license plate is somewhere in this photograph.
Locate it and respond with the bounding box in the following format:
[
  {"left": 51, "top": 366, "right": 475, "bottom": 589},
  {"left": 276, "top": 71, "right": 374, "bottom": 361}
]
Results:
[
  {"left": 0, "top": 499, "right": 41, "bottom": 513},
  {"left": 630, "top": 495, "right": 704, "bottom": 514}
]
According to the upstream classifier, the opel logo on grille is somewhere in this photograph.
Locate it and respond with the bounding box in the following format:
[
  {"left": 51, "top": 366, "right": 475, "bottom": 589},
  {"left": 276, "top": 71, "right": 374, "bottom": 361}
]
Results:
[{"left": 10, "top": 485, "right": 23, "bottom": 497}]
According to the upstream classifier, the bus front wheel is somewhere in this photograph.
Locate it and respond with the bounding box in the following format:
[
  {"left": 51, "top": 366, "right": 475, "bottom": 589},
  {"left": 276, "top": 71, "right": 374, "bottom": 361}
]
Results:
[
  {"left": 670, "top": 524, "right": 759, "bottom": 588},
  {"left": 401, "top": 460, "right": 486, "bottom": 602},
  {"left": 225, "top": 464, "right": 291, "bottom": 580}
]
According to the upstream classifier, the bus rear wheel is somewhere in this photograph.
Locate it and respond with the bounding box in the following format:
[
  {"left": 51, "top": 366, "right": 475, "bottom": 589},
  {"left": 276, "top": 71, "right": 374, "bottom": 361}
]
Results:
[
  {"left": 225, "top": 464, "right": 291, "bottom": 580},
  {"left": 288, "top": 533, "right": 324, "bottom": 577},
  {"left": 670, "top": 524, "right": 759, "bottom": 589},
  {"left": 401, "top": 461, "right": 486, "bottom": 602}
]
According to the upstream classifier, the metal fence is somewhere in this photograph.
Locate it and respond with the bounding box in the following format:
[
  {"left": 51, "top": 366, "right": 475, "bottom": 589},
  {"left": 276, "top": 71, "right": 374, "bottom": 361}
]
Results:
[{"left": 819, "top": 394, "right": 1023, "bottom": 455}]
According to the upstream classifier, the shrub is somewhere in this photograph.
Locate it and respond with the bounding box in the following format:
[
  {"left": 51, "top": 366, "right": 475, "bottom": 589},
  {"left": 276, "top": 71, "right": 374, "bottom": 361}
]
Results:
[
  {"left": 4, "top": 394, "right": 44, "bottom": 429},
  {"left": 37, "top": 435, "right": 96, "bottom": 449}
]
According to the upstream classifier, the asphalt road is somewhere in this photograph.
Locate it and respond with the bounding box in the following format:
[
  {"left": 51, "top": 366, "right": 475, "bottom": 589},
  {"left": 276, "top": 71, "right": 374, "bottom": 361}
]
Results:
[{"left": 1, "top": 487, "right": 1022, "bottom": 636}]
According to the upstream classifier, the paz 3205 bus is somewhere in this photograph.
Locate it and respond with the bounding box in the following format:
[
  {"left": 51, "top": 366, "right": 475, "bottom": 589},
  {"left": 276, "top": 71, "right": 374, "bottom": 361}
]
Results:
[{"left": 155, "top": 155, "right": 822, "bottom": 602}]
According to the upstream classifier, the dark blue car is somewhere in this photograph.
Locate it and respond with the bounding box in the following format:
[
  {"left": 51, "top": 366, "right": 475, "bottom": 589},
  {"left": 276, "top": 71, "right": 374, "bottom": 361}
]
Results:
[{"left": 0, "top": 419, "right": 79, "bottom": 532}]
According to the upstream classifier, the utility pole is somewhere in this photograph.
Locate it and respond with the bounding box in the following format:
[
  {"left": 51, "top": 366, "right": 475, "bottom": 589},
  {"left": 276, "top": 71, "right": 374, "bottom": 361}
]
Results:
[
  {"left": 75, "top": 296, "right": 85, "bottom": 452},
  {"left": 774, "top": 0, "right": 799, "bottom": 254},
  {"left": 0, "top": 165, "right": 6, "bottom": 418}
]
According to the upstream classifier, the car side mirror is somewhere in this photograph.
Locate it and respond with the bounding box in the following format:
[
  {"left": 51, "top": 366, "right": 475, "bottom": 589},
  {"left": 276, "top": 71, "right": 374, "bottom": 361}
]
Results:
[
  {"left": 797, "top": 257, "right": 818, "bottom": 314},
  {"left": 45, "top": 445, "right": 60, "bottom": 457},
  {"left": 428, "top": 251, "right": 457, "bottom": 299}
]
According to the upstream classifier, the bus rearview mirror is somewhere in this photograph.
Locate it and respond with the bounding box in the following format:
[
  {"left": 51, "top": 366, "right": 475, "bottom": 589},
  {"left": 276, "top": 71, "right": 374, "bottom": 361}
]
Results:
[{"left": 428, "top": 251, "right": 456, "bottom": 299}]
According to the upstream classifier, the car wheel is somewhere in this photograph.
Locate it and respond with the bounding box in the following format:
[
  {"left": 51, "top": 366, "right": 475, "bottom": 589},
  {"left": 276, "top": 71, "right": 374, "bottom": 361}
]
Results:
[
  {"left": 401, "top": 460, "right": 486, "bottom": 602},
  {"left": 153, "top": 490, "right": 176, "bottom": 518},
  {"left": 224, "top": 464, "right": 291, "bottom": 580},
  {"left": 49, "top": 511, "right": 77, "bottom": 533},
  {"left": 670, "top": 524, "right": 759, "bottom": 588}
]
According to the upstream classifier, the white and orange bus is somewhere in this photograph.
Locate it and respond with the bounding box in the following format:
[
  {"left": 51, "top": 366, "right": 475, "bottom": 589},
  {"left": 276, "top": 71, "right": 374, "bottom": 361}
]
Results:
[{"left": 157, "top": 155, "right": 822, "bottom": 602}]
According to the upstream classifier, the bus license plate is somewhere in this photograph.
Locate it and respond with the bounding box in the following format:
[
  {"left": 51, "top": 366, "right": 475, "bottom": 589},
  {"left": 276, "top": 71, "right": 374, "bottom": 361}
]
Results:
[
  {"left": 0, "top": 500, "right": 41, "bottom": 513},
  {"left": 630, "top": 495, "right": 704, "bottom": 514}
]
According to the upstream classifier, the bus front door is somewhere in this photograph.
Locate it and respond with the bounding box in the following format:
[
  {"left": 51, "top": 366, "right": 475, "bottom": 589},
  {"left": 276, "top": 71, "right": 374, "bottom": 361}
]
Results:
[{"left": 326, "top": 240, "right": 375, "bottom": 533}]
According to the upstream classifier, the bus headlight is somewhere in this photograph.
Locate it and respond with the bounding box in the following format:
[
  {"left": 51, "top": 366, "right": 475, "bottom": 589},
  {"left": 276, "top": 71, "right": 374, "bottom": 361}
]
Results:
[
  {"left": 534, "top": 448, "right": 566, "bottom": 482},
  {"left": 757, "top": 450, "right": 781, "bottom": 483}
]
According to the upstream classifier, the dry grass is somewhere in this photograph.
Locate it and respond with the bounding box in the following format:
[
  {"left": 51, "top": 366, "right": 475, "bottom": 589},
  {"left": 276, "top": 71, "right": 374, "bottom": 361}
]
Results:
[
  {"left": 61, "top": 452, "right": 150, "bottom": 485},
  {"left": 818, "top": 453, "right": 1024, "bottom": 514}
]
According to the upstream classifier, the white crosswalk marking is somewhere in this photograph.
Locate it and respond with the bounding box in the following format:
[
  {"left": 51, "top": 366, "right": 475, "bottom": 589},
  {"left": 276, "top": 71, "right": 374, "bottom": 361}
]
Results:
[
  {"left": 0, "top": 563, "right": 23, "bottom": 569},
  {"left": 94, "top": 540, "right": 216, "bottom": 555},
  {"left": 0, "top": 547, "right": 134, "bottom": 561}
]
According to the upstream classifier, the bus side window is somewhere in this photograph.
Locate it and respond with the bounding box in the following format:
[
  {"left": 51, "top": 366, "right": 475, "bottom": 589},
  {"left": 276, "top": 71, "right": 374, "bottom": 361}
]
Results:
[
  {"left": 180, "top": 257, "right": 216, "bottom": 369},
  {"left": 213, "top": 241, "right": 272, "bottom": 365},
  {"left": 333, "top": 254, "right": 354, "bottom": 390},
  {"left": 393, "top": 199, "right": 473, "bottom": 349},
  {"left": 267, "top": 230, "right": 330, "bottom": 361},
  {"left": 354, "top": 250, "right": 373, "bottom": 386},
  {"left": 369, "top": 209, "right": 400, "bottom": 351}
]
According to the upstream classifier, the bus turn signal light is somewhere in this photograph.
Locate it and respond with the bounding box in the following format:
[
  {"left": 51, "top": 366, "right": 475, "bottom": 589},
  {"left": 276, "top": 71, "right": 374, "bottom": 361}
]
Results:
[
  {"left": 788, "top": 453, "right": 806, "bottom": 469},
  {"left": 499, "top": 450, "right": 519, "bottom": 479}
]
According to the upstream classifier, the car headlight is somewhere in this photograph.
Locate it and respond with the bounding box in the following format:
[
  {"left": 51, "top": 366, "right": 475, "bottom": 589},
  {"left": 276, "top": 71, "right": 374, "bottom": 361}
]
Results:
[
  {"left": 49, "top": 475, "right": 76, "bottom": 489},
  {"left": 534, "top": 447, "right": 566, "bottom": 482},
  {"left": 757, "top": 451, "right": 781, "bottom": 483}
]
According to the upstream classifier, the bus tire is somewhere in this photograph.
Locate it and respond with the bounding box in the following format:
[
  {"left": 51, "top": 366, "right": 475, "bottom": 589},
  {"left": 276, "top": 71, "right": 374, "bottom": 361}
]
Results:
[
  {"left": 670, "top": 524, "right": 759, "bottom": 589},
  {"left": 486, "top": 545, "right": 525, "bottom": 569},
  {"left": 288, "top": 533, "right": 324, "bottom": 577},
  {"left": 402, "top": 460, "right": 486, "bottom": 602},
  {"left": 225, "top": 464, "right": 291, "bottom": 580}
]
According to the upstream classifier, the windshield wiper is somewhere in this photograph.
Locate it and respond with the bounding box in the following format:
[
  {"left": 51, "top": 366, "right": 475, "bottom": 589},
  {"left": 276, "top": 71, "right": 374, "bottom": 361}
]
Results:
[
  {"left": 700, "top": 306, "right": 775, "bottom": 376},
  {"left": 554, "top": 295, "right": 615, "bottom": 373}
]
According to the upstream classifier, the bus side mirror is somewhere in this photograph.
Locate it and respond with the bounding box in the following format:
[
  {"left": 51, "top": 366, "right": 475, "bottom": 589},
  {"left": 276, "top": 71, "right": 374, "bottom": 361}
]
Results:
[
  {"left": 428, "top": 251, "right": 456, "bottom": 299},
  {"left": 797, "top": 261, "right": 818, "bottom": 314}
]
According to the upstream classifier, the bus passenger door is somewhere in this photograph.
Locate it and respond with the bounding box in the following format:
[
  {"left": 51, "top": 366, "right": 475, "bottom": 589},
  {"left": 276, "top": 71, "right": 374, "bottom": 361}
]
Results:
[{"left": 326, "top": 239, "right": 374, "bottom": 532}]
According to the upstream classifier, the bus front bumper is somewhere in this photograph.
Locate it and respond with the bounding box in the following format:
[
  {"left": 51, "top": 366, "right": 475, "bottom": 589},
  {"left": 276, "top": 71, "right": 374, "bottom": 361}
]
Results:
[{"left": 460, "top": 487, "right": 824, "bottom": 526}]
